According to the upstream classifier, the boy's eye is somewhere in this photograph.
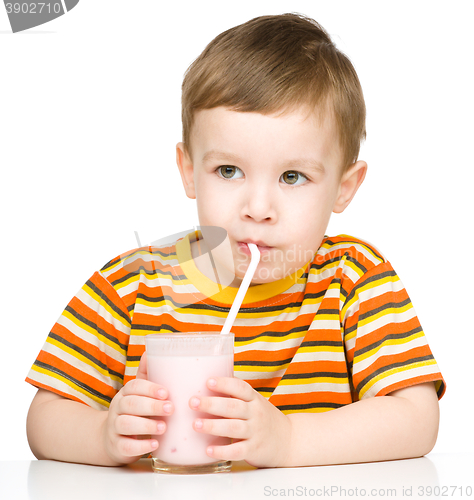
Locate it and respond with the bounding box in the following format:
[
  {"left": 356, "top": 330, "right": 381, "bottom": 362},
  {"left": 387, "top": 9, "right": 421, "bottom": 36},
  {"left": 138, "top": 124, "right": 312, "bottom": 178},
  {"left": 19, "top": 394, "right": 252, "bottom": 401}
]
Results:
[
  {"left": 280, "top": 170, "right": 307, "bottom": 185},
  {"left": 217, "top": 165, "right": 243, "bottom": 179}
]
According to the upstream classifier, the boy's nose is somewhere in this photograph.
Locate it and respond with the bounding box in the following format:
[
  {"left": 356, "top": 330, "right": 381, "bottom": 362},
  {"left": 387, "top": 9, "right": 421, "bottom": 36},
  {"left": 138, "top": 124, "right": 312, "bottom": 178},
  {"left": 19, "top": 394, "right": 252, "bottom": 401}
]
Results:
[{"left": 241, "top": 188, "right": 277, "bottom": 223}]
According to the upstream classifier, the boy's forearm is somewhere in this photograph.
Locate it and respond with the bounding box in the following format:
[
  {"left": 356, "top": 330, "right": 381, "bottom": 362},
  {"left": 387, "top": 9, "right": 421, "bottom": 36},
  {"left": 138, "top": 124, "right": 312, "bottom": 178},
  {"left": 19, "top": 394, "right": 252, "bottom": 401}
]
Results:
[
  {"left": 284, "top": 383, "right": 439, "bottom": 467},
  {"left": 27, "top": 389, "right": 117, "bottom": 466}
]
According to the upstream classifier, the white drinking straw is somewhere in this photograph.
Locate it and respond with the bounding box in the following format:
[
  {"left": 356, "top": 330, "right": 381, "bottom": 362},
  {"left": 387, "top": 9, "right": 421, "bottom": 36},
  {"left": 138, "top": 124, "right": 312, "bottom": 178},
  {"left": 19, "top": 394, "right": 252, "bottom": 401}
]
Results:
[{"left": 221, "top": 243, "right": 261, "bottom": 335}]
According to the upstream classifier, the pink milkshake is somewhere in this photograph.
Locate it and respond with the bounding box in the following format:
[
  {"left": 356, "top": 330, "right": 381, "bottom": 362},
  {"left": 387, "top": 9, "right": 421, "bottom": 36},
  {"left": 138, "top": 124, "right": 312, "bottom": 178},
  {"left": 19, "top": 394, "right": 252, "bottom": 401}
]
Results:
[{"left": 145, "top": 333, "right": 234, "bottom": 474}]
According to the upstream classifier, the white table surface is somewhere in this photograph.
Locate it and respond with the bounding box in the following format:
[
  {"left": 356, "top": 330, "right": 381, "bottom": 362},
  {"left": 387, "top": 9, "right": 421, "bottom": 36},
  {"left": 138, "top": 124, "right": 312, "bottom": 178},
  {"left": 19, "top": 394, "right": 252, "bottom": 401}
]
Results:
[{"left": 1, "top": 453, "right": 472, "bottom": 500}]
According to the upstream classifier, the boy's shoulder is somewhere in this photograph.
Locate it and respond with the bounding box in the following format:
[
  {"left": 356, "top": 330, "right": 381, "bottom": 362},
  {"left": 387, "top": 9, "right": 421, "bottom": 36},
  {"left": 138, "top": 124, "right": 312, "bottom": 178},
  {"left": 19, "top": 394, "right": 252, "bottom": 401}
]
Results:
[
  {"left": 315, "top": 234, "right": 388, "bottom": 279},
  {"left": 99, "top": 242, "right": 179, "bottom": 283},
  {"left": 316, "top": 234, "right": 387, "bottom": 266}
]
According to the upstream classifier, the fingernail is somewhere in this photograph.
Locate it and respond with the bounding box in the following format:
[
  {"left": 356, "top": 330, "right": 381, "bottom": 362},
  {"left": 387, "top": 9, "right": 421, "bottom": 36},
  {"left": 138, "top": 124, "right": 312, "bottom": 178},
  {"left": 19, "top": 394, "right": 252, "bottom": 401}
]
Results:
[
  {"left": 157, "top": 422, "right": 165, "bottom": 433},
  {"left": 163, "top": 403, "right": 172, "bottom": 414},
  {"left": 208, "top": 378, "right": 217, "bottom": 387},
  {"left": 207, "top": 446, "right": 213, "bottom": 456},
  {"left": 151, "top": 440, "right": 159, "bottom": 449},
  {"left": 195, "top": 419, "right": 203, "bottom": 429},
  {"left": 190, "top": 397, "right": 200, "bottom": 408},
  {"left": 157, "top": 389, "right": 167, "bottom": 399}
]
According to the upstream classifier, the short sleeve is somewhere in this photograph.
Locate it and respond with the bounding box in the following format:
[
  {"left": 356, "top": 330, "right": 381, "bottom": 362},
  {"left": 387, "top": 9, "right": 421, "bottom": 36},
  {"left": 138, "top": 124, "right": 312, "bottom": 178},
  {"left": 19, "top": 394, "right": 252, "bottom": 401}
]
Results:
[
  {"left": 342, "top": 261, "right": 446, "bottom": 401},
  {"left": 25, "top": 270, "right": 132, "bottom": 410}
]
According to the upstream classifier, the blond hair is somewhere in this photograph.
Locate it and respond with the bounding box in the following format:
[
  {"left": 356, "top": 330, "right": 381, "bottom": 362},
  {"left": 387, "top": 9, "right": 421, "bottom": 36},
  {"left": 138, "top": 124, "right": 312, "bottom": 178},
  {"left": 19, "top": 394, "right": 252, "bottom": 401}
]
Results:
[{"left": 181, "top": 13, "right": 366, "bottom": 172}]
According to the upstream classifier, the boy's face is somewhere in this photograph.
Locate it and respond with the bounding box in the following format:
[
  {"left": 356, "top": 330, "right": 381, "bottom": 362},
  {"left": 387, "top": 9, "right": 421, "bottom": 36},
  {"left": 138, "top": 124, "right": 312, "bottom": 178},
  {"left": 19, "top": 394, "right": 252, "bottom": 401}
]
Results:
[{"left": 177, "top": 106, "right": 366, "bottom": 286}]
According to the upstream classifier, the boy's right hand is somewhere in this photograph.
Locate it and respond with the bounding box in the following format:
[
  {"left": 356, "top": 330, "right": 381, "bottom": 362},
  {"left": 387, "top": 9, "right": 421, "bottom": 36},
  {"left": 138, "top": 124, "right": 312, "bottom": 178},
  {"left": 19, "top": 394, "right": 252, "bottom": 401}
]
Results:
[{"left": 102, "top": 352, "right": 173, "bottom": 465}]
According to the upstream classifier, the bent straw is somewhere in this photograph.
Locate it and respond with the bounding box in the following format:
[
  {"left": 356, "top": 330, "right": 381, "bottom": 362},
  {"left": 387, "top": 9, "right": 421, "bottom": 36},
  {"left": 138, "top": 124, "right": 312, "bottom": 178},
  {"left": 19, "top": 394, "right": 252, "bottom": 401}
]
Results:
[{"left": 221, "top": 243, "right": 261, "bottom": 335}]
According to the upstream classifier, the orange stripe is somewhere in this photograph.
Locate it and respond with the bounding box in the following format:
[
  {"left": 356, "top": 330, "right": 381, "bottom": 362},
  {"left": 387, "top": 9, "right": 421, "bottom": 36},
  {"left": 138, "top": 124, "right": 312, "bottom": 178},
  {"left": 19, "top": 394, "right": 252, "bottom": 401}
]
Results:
[
  {"left": 375, "top": 375, "right": 446, "bottom": 398},
  {"left": 270, "top": 390, "right": 353, "bottom": 407},
  {"left": 25, "top": 377, "right": 88, "bottom": 405},
  {"left": 36, "top": 352, "right": 118, "bottom": 401},
  {"left": 354, "top": 345, "right": 436, "bottom": 386},
  {"left": 51, "top": 323, "right": 125, "bottom": 376}
]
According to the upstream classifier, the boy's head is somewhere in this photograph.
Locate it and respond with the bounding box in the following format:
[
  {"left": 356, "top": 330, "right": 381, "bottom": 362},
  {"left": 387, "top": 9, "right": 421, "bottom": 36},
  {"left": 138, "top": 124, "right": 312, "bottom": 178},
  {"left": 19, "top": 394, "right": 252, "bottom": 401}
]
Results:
[
  {"left": 181, "top": 13, "right": 366, "bottom": 175},
  {"left": 176, "top": 14, "right": 367, "bottom": 286}
]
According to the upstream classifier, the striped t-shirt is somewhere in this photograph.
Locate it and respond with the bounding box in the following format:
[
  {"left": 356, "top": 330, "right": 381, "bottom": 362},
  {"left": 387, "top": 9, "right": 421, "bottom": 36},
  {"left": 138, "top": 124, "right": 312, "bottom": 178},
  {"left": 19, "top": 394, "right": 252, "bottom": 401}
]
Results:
[{"left": 26, "top": 233, "right": 446, "bottom": 413}]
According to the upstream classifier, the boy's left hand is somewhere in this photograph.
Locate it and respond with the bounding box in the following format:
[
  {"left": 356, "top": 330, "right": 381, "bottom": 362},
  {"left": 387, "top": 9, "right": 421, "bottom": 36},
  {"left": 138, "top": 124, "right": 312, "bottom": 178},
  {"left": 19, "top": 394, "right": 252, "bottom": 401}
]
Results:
[{"left": 189, "top": 376, "right": 292, "bottom": 467}]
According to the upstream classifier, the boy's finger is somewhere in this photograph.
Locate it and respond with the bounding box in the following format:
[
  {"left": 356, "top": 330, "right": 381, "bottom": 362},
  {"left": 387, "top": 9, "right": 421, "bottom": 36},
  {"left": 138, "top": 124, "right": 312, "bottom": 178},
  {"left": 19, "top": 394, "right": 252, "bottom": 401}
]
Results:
[
  {"left": 116, "top": 436, "right": 159, "bottom": 459},
  {"left": 206, "top": 376, "right": 255, "bottom": 402},
  {"left": 115, "top": 414, "right": 166, "bottom": 437},
  {"left": 190, "top": 395, "right": 248, "bottom": 419},
  {"left": 119, "top": 395, "right": 174, "bottom": 417},
  {"left": 136, "top": 351, "right": 148, "bottom": 380},
  {"left": 121, "top": 377, "right": 168, "bottom": 400},
  {"left": 206, "top": 441, "right": 246, "bottom": 462},
  {"left": 193, "top": 417, "right": 249, "bottom": 439}
]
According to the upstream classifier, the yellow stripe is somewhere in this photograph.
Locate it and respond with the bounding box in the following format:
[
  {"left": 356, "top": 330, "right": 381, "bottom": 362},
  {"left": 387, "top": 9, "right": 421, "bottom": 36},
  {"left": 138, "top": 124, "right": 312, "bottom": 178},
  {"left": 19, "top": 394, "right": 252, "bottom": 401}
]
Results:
[
  {"left": 358, "top": 302, "right": 413, "bottom": 328},
  {"left": 327, "top": 235, "right": 385, "bottom": 264},
  {"left": 281, "top": 407, "right": 333, "bottom": 415},
  {"left": 84, "top": 284, "right": 131, "bottom": 329},
  {"left": 46, "top": 337, "right": 123, "bottom": 384},
  {"left": 359, "top": 359, "right": 439, "bottom": 398},
  {"left": 298, "top": 344, "right": 345, "bottom": 354},
  {"left": 279, "top": 376, "right": 349, "bottom": 386},
  {"left": 308, "top": 260, "right": 339, "bottom": 276},
  {"left": 111, "top": 273, "right": 141, "bottom": 292},
  {"left": 343, "top": 259, "right": 366, "bottom": 280},
  {"left": 30, "top": 364, "right": 110, "bottom": 408},
  {"left": 62, "top": 310, "right": 126, "bottom": 356},
  {"left": 234, "top": 363, "right": 290, "bottom": 373},
  {"left": 235, "top": 331, "right": 306, "bottom": 346},
  {"left": 103, "top": 248, "right": 179, "bottom": 274},
  {"left": 353, "top": 331, "right": 426, "bottom": 364},
  {"left": 342, "top": 274, "right": 400, "bottom": 318}
]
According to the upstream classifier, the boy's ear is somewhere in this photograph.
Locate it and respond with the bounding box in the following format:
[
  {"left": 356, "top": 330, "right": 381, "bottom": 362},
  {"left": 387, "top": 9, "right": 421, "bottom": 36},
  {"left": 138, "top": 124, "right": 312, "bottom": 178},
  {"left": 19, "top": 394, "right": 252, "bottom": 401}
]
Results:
[
  {"left": 176, "top": 142, "right": 196, "bottom": 199},
  {"left": 332, "top": 160, "right": 367, "bottom": 214}
]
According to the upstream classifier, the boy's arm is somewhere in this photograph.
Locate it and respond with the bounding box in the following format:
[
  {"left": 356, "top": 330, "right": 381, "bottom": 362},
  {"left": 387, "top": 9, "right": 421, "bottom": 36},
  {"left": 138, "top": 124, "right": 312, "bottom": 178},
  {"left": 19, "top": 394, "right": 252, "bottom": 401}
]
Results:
[
  {"left": 27, "top": 389, "right": 116, "bottom": 465},
  {"left": 192, "top": 379, "right": 439, "bottom": 467},
  {"left": 26, "top": 354, "right": 173, "bottom": 466},
  {"left": 285, "top": 381, "right": 439, "bottom": 466}
]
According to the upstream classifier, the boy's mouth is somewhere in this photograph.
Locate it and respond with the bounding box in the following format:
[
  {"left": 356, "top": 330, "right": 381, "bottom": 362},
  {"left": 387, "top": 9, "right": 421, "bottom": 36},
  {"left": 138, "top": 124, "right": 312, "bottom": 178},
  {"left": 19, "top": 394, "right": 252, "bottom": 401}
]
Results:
[{"left": 237, "top": 241, "right": 273, "bottom": 255}]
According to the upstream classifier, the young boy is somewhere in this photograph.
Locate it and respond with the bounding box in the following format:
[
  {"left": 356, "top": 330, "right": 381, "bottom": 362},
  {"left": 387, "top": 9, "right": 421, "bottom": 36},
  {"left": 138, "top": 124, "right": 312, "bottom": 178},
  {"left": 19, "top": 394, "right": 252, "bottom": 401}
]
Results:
[{"left": 26, "top": 13, "right": 445, "bottom": 468}]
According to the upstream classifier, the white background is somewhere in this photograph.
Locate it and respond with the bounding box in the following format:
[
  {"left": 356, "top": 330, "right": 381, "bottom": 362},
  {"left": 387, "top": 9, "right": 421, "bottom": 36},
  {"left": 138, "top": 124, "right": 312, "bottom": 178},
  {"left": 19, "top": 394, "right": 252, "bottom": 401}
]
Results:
[{"left": 1, "top": 1, "right": 472, "bottom": 461}]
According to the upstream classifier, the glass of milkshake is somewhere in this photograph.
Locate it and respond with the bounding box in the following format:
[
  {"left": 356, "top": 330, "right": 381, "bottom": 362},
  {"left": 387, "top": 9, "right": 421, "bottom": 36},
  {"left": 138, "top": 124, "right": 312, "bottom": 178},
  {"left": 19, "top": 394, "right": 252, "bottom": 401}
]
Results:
[{"left": 145, "top": 332, "right": 234, "bottom": 474}]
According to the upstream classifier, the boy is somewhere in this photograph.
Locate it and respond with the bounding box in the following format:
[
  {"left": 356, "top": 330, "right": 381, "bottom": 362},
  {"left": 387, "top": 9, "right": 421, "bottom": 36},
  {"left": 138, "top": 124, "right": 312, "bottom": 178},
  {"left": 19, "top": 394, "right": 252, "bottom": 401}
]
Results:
[{"left": 26, "top": 13, "right": 445, "bottom": 468}]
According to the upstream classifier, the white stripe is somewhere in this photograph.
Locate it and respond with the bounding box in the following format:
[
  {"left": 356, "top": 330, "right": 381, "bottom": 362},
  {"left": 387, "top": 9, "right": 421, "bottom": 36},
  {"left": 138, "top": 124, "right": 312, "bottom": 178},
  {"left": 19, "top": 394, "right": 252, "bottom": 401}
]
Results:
[
  {"left": 42, "top": 341, "right": 123, "bottom": 390},
  {"left": 235, "top": 336, "right": 305, "bottom": 353},
  {"left": 357, "top": 277, "right": 404, "bottom": 302},
  {"left": 271, "top": 380, "right": 351, "bottom": 395},
  {"left": 56, "top": 314, "right": 127, "bottom": 363},
  {"left": 358, "top": 308, "right": 417, "bottom": 338},
  {"left": 318, "top": 240, "right": 384, "bottom": 266},
  {"left": 234, "top": 368, "right": 287, "bottom": 380},
  {"left": 27, "top": 369, "right": 109, "bottom": 411},
  {"left": 342, "top": 277, "right": 406, "bottom": 324},
  {"left": 291, "top": 349, "right": 347, "bottom": 363},
  {"left": 362, "top": 364, "right": 440, "bottom": 399},
  {"left": 75, "top": 288, "right": 131, "bottom": 331},
  {"left": 353, "top": 334, "right": 431, "bottom": 373}
]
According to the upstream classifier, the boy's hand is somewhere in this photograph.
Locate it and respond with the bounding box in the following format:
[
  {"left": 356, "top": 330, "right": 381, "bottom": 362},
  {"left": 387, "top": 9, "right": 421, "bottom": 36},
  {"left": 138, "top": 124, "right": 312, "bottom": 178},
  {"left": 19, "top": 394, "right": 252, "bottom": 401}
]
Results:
[
  {"left": 189, "top": 377, "right": 292, "bottom": 468},
  {"left": 102, "top": 352, "right": 174, "bottom": 465}
]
